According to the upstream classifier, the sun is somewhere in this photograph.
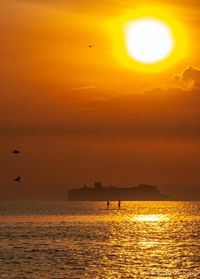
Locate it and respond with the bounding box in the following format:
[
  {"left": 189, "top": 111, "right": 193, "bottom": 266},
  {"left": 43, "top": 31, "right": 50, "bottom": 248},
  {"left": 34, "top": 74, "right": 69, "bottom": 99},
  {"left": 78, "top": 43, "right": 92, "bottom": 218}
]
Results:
[
  {"left": 125, "top": 19, "right": 174, "bottom": 64},
  {"left": 109, "top": 5, "right": 188, "bottom": 72}
]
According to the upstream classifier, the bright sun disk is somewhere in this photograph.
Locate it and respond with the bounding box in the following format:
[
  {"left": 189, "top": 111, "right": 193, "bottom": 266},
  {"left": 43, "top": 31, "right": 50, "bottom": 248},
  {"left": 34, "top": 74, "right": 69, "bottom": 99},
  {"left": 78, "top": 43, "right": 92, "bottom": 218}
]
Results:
[{"left": 125, "top": 18, "right": 174, "bottom": 64}]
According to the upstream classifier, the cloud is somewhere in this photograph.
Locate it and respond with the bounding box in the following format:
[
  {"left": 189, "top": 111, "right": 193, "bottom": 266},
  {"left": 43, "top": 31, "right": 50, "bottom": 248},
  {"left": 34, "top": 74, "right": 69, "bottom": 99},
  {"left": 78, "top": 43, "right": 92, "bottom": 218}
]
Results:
[
  {"left": 182, "top": 66, "right": 200, "bottom": 89},
  {"left": 1, "top": 83, "right": 200, "bottom": 141},
  {"left": 174, "top": 66, "right": 200, "bottom": 90},
  {"left": 0, "top": 65, "right": 200, "bottom": 141}
]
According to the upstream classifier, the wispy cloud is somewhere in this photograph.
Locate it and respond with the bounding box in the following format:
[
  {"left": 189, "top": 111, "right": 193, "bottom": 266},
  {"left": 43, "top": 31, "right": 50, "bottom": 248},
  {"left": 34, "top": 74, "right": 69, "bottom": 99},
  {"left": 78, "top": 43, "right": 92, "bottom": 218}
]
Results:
[
  {"left": 15, "top": 0, "right": 121, "bottom": 14},
  {"left": 71, "top": 85, "right": 96, "bottom": 91}
]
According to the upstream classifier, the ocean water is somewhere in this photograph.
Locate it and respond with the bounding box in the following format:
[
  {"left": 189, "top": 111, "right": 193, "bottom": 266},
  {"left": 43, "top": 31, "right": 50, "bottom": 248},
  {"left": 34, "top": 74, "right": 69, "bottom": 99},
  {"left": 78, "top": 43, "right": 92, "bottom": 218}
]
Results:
[{"left": 0, "top": 201, "right": 199, "bottom": 279}]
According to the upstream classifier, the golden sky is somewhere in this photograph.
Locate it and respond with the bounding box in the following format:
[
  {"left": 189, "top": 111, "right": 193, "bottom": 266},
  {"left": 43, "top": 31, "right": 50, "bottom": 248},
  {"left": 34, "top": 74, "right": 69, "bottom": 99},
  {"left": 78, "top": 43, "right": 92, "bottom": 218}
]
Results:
[{"left": 0, "top": 0, "right": 200, "bottom": 199}]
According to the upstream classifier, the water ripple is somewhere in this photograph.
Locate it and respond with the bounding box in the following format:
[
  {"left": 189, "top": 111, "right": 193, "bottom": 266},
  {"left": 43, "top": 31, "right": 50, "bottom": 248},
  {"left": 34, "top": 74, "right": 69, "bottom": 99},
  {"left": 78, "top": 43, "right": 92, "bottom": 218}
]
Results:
[{"left": 0, "top": 201, "right": 199, "bottom": 278}]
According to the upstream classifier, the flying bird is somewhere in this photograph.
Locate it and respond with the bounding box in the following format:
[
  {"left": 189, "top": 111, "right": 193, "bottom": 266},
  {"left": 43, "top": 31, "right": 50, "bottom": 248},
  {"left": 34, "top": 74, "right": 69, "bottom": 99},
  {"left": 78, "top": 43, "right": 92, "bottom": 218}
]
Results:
[
  {"left": 89, "top": 45, "right": 93, "bottom": 48},
  {"left": 13, "top": 176, "right": 21, "bottom": 182},
  {"left": 13, "top": 150, "right": 20, "bottom": 154}
]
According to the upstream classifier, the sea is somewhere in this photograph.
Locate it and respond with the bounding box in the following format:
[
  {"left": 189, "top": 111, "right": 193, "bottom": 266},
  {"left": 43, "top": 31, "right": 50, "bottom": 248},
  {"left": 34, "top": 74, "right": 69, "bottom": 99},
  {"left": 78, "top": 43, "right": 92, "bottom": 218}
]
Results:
[{"left": 0, "top": 201, "right": 199, "bottom": 279}]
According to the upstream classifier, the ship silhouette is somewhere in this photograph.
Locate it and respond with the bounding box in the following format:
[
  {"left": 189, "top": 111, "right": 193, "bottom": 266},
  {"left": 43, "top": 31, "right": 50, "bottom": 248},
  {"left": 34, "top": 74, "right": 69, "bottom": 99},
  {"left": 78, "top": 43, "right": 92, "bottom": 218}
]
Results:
[{"left": 68, "top": 181, "right": 168, "bottom": 201}]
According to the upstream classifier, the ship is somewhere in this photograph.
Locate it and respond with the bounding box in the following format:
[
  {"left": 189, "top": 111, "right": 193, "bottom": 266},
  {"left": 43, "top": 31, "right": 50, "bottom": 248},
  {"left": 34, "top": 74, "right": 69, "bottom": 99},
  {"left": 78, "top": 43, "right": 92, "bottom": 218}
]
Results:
[{"left": 68, "top": 181, "right": 168, "bottom": 201}]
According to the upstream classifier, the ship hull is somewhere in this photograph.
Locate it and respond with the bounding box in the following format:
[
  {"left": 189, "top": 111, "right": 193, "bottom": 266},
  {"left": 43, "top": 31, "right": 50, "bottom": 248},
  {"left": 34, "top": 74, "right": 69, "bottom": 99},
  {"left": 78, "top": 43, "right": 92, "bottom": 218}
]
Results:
[{"left": 68, "top": 187, "right": 168, "bottom": 201}]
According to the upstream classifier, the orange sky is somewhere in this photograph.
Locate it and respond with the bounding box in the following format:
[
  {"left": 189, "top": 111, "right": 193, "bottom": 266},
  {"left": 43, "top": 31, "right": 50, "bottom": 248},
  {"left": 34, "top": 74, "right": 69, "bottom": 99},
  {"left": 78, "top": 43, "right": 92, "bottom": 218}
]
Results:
[{"left": 0, "top": 0, "right": 200, "bottom": 199}]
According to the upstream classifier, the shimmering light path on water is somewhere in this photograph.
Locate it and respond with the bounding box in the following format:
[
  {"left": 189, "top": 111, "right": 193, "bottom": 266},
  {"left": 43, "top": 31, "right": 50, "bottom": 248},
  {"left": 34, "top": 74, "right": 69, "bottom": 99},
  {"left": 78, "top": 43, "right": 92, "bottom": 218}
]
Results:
[{"left": 0, "top": 201, "right": 199, "bottom": 278}]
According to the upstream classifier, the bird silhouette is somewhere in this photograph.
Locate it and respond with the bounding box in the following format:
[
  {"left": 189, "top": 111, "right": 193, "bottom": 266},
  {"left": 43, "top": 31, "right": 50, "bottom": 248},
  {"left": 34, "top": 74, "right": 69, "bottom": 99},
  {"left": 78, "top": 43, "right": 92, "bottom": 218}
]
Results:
[
  {"left": 89, "top": 45, "right": 93, "bottom": 48},
  {"left": 13, "top": 150, "right": 20, "bottom": 154},
  {"left": 13, "top": 176, "right": 21, "bottom": 182}
]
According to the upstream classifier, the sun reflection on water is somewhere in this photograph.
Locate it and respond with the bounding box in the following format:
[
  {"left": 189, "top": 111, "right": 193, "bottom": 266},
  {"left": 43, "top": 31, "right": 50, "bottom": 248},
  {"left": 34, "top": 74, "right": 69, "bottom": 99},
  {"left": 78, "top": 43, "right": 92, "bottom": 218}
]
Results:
[{"left": 134, "top": 214, "right": 169, "bottom": 222}]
